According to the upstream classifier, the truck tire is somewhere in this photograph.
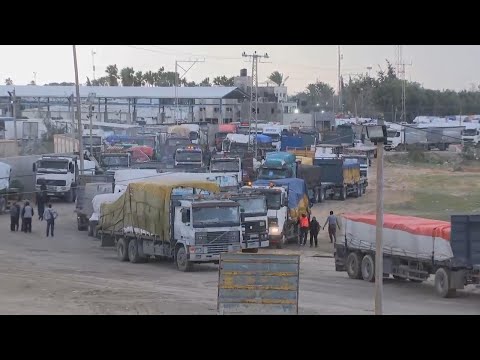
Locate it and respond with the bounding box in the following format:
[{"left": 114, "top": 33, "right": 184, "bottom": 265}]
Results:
[
  {"left": 340, "top": 186, "right": 347, "bottom": 201},
  {"left": 117, "top": 238, "right": 129, "bottom": 262},
  {"left": 361, "top": 254, "right": 375, "bottom": 282},
  {"left": 128, "top": 239, "right": 141, "bottom": 263},
  {"left": 346, "top": 252, "right": 362, "bottom": 279},
  {"left": 434, "top": 267, "right": 457, "bottom": 298},
  {"left": 176, "top": 246, "right": 193, "bottom": 272}
]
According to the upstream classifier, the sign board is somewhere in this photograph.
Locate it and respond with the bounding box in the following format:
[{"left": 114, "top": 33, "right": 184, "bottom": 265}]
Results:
[{"left": 217, "top": 253, "right": 300, "bottom": 315}]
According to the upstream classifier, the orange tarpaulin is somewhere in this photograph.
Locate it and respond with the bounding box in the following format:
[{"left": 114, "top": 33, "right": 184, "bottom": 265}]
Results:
[{"left": 342, "top": 213, "right": 451, "bottom": 241}]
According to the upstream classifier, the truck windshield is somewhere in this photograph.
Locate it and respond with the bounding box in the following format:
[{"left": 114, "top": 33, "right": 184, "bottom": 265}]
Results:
[
  {"left": 176, "top": 151, "right": 202, "bottom": 162},
  {"left": 387, "top": 130, "right": 399, "bottom": 138},
  {"left": 37, "top": 160, "right": 69, "bottom": 173},
  {"left": 235, "top": 198, "right": 267, "bottom": 216},
  {"left": 193, "top": 206, "right": 240, "bottom": 227},
  {"left": 102, "top": 156, "right": 129, "bottom": 167},
  {"left": 258, "top": 167, "right": 288, "bottom": 179},
  {"left": 462, "top": 129, "right": 478, "bottom": 136},
  {"left": 265, "top": 133, "right": 281, "bottom": 142},
  {"left": 211, "top": 160, "right": 239, "bottom": 172},
  {"left": 229, "top": 143, "right": 249, "bottom": 152},
  {"left": 264, "top": 192, "right": 281, "bottom": 210}
]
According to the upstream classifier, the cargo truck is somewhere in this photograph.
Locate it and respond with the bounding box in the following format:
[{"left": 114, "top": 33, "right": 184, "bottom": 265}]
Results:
[
  {"left": 97, "top": 177, "right": 244, "bottom": 271},
  {"left": 386, "top": 125, "right": 464, "bottom": 151},
  {"left": 335, "top": 213, "right": 480, "bottom": 298},
  {"left": 257, "top": 152, "right": 297, "bottom": 180}
]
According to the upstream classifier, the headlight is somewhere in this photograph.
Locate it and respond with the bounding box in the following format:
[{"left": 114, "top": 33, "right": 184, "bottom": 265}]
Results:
[
  {"left": 195, "top": 232, "right": 208, "bottom": 244},
  {"left": 269, "top": 226, "right": 280, "bottom": 234}
]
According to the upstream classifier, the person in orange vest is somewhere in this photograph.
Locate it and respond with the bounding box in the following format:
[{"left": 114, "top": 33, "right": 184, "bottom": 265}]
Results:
[{"left": 298, "top": 213, "right": 310, "bottom": 246}]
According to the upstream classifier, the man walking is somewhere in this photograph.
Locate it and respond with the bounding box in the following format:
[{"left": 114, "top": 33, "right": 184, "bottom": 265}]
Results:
[
  {"left": 43, "top": 203, "right": 58, "bottom": 237},
  {"left": 309, "top": 216, "right": 320, "bottom": 247},
  {"left": 9, "top": 201, "right": 19, "bottom": 231},
  {"left": 37, "top": 186, "right": 47, "bottom": 221},
  {"left": 21, "top": 201, "right": 34, "bottom": 233},
  {"left": 323, "top": 210, "right": 340, "bottom": 243},
  {"left": 298, "top": 213, "right": 310, "bottom": 246}
]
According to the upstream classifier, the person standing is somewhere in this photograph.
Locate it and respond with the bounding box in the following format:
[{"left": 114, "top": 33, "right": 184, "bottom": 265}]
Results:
[
  {"left": 37, "top": 190, "right": 46, "bottom": 221},
  {"left": 43, "top": 204, "right": 58, "bottom": 237},
  {"left": 298, "top": 213, "right": 310, "bottom": 246},
  {"left": 323, "top": 210, "right": 340, "bottom": 243},
  {"left": 9, "top": 201, "right": 19, "bottom": 231},
  {"left": 309, "top": 216, "right": 320, "bottom": 247},
  {"left": 22, "top": 201, "right": 34, "bottom": 233}
]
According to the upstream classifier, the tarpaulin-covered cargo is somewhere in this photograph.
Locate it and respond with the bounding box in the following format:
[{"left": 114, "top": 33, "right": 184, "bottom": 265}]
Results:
[
  {"left": 100, "top": 176, "right": 220, "bottom": 241},
  {"left": 280, "top": 135, "right": 303, "bottom": 151},
  {"left": 297, "top": 164, "right": 321, "bottom": 190},
  {"left": 341, "top": 213, "right": 453, "bottom": 261},
  {"left": 313, "top": 158, "right": 360, "bottom": 185},
  {"left": 253, "top": 178, "right": 310, "bottom": 219},
  {"left": 265, "top": 151, "right": 296, "bottom": 164}
]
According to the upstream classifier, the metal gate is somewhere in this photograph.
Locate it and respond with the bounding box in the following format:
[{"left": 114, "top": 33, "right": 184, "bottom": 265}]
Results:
[{"left": 217, "top": 253, "right": 300, "bottom": 315}]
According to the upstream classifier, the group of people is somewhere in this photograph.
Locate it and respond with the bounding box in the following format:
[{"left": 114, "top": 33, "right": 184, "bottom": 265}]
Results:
[
  {"left": 298, "top": 211, "right": 341, "bottom": 247},
  {"left": 9, "top": 184, "right": 58, "bottom": 237}
]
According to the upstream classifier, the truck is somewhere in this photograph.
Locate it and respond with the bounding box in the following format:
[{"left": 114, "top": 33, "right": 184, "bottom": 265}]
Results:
[
  {"left": 215, "top": 123, "right": 237, "bottom": 151},
  {"left": 210, "top": 156, "right": 242, "bottom": 185},
  {"left": 386, "top": 125, "right": 464, "bottom": 151},
  {"left": 312, "top": 157, "right": 366, "bottom": 200},
  {"left": 97, "top": 177, "right": 243, "bottom": 272},
  {"left": 0, "top": 161, "right": 11, "bottom": 213},
  {"left": 263, "top": 125, "right": 283, "bottom": 150},
  {"left": 342, "top": 154, "right": 369, "bottom": 179},
  {"left": 99, "top": 152, "right": 131, "bottom": 175},
  {"left": 226, "top": 192, "right": 269, "bottom": 252},
  {"left": 33, "top": 154, "right": 96, "bottom": 202},
  {"left": 257, "top": 152, "right": 297, "bottom": 180},
  {"left": 53, "top": 134, "right": 79, "bottom": 154},
  {"left": 461, "top": 123, "right": 480, "bottom": 146},
  {"left": 174, "top": 145, "right": 204, "bottom": 169},
  {"left": 250, "top": 178, "right": 310, "bottom": 248},
  {"left": 82, "top": 135, "right": 103, "bottom": 158},
  {"left": 335, "top": 213, "right": 480, "bottom": 298}
]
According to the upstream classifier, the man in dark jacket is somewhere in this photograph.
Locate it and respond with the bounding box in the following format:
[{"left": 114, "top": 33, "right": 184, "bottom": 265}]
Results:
[
  {"left": 309, "top": 216, "right": 320, "bottom": 247},
  {"left": 10, "top": 201, "right": 19, "bottom": 231}
]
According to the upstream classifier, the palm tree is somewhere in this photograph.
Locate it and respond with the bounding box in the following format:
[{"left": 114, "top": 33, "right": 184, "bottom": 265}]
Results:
[
  {"left": 105, "top": 64, "right": 119, "bottom": 86},
  {"left": 200, "top": 77, "right": 211, "bottom": 86},
  {"left": 4, "top": 78, "right": 13, "bottom": 85},
  {"left": 144, "top": 71, "right": 155, "bottom": 87},
  {"left": 134, "top": 71, "right": 144, "bottom": 86},
  {"left": 268, "top": 71, "right": 283, "bottom": 86},
  {"left": 120, "top": 67, "right": 135, "bottom": 86},
  {"left": 213, "top": 75, "right": 235, "bottom": 86}
]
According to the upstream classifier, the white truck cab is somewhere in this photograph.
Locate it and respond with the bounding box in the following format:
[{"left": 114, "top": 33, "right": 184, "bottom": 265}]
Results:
[
  {"left": 210, "top": 156, "right": 242, "bottom": 185},
  {"left": 34, "top": 154, "right": 95, "bottom": 202},
  {"left": 462, "top": 125, "right": 480, "bottom": 146}
]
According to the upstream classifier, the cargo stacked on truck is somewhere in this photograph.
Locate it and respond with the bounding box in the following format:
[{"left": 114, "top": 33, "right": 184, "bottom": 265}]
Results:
[
  {"left": 249, "top": 178, "right": 310, "bottom": 248},
  {"left": 225, "top": 191, "right": 269, "bottom": 252},
  {"left": 312, "top": 156, "right": 366, "bottom": 200},
  {"left": 335, "top": 213, "right": 480, "bottom": 298},
  {"left": 33, "top": 154, "right": 96, "bottom": 202},
  {"left": 258, "top": 151, "right": 297, "bottom": 180},
  {"left": 97, "top": 177, "right": 243, "bottom": 272}
]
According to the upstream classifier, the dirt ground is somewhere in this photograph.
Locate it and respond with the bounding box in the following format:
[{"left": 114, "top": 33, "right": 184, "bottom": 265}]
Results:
[{"left": 1, "top": 156, "right": 480, "bottom": 314}]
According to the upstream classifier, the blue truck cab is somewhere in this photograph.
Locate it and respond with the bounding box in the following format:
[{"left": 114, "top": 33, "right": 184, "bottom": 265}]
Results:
[{"left": 258, "top": 152, "right": 297, "bottom": 180}]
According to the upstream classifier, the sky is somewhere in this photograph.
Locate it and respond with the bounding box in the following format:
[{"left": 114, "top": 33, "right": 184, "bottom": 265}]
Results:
[{"left": 1, "top": 45, "right": 479, "bottom": 94}]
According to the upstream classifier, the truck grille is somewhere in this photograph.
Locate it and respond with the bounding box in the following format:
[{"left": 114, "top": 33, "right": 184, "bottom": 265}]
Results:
[
  {"left": 196, "top": 231, "right": 240, "bottom": 253},
  {"left": 37, "top": 179, "right": 66, "bottom": 186},
  {"left": 244, "top": 220, "right": 266, "bottom": 234}
]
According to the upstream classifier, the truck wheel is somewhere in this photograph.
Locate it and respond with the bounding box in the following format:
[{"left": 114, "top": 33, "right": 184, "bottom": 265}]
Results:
[
  {"left": 65, "top": 189, "right": 73, "bottom": 203},
  {"left": 176, "top": 246, "right": 193, "bottom": 272},
  {"left": 346, "top": 252, "right": 362, "bottom": 279},
  {"left": 77, "top": 218, "right": 86, "bottom": 231},
  {"left": 340, "top": 186, "right": 347, "bottom": 201},
  {"left": 361, "top": 254, "right": 375, "bottom": 282},
  {"left": 117, "top": 238, "right": 129, "bottom": 262},
  {"left": 128, "top": 239, "right": 141, "bottom": 263},
  {"left": 434, "top": 268, "right": 456, "bottom": 298},
  {"left": 242, "top": 248, "right": 259, "bottom": 253}
]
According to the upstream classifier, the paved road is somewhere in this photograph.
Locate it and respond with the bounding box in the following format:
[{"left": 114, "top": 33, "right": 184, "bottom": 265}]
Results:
[{"left": 0, "top": 202, "right": 479, "bottom": 315}]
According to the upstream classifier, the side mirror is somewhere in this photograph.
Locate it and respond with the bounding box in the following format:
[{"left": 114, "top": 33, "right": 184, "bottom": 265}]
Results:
[
  {"left": 69, "top": 163, "right": 75, "bottom": 173},
  {"left": 32, "top": 163, "right": 36, "bottom": 172}
]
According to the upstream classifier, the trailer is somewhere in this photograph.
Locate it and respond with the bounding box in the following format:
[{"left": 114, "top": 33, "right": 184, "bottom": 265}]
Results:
[
  {"left": 335, "top": 213, "right": 480, "bottom": 298},
  {"left": 313, "top": 158, "right": 366, "bottom": 200}
]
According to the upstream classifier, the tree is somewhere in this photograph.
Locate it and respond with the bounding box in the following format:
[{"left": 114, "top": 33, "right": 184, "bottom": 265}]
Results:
[
  {"left": 213, "top": 75, "right": 235, "bottom": 86},
  {"left": 143, "top": 71, "right": 155, "bottom": 87},
  {"left": 120, "top": 67, "right": 135, "bottom": 86},
  {"left": 199, "top": 77, "right": 211, "bottom": 86},
  {"left": 105, "top": 64, "right": 119, "bottom": 86},
  {"left": 4, "top": 78, "right": 13, "bottom": 85},
  {"left": 134, "top": 71, "right": 144, "bottom": 87},
  {"left": 268, "top": 71, "right": 283, "bottom": 86}
]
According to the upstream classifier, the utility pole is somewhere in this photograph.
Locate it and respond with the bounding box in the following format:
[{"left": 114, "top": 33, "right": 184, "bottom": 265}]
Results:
[
  {"left": 375, "top": 119, "right": 385, "bottom": 315},
  {"left": 87, "top": 92, "right": 96, "bottom": 154},
  {"left": 242, "top": 51, "right": 270, "bottom": 155},
  {"left": 8, "top": 89, "right": 18, "bottom": 155},
  {"left": 174, "top": 59, "right": 205, "bottom": 124},
  {"left": 395, "top": 45, "right": 412, "bottom": 123},
  {"left": 338, "top": 45, "right": 342, "bottom": 112},
  {"left": 72, "top": 45, "right": 84, "bottom": 173},
  {"left": 33, "top": 72, "right": 37, "bottom": 85},
  {"left": 91, "top": 50, "right": 96, "bottom": 81}
]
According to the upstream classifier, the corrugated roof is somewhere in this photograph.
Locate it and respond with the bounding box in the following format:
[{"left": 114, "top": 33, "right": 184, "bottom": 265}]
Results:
[{"left": 0, "top": 85, "right": 248, "bottom": 100}]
